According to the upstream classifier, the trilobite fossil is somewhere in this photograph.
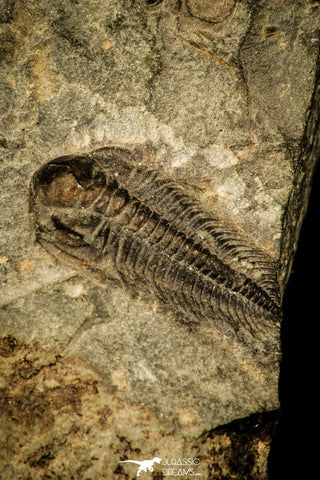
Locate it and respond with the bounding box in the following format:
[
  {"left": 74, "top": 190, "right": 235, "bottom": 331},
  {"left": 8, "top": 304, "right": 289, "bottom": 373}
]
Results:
[{"left": 29, "top": 147, "right": 282, "bottom": 342}]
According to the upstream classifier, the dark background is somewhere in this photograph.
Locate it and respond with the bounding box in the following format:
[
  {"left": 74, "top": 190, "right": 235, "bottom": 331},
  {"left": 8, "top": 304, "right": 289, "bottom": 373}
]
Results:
[{"left": 269, "top": 160, "right": 319, "bottom": 478}]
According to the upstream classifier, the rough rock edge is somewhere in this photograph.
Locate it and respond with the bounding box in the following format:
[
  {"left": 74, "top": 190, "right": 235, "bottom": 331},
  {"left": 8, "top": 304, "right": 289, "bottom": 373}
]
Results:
[{"left": 279, "top": 52, "right": 320, "bottom": 294}]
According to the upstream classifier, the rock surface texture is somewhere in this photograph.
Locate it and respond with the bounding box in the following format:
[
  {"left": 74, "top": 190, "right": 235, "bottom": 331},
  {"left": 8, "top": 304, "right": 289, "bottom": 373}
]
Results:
[{"left": 0, "top": 0, "right": 319, "bottom": 478}]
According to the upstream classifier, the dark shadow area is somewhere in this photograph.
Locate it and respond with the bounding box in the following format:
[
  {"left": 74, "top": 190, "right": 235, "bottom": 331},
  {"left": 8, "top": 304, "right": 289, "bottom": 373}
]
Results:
[{"left": 268, "top": 159, "right": 320, "bottom": 478}]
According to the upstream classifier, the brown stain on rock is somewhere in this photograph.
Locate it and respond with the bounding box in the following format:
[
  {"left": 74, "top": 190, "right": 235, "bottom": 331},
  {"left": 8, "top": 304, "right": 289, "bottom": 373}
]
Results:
[
  {"left": 31, "top": 44, "right": 61, "bottom": 103},
  {"left": 0, "top": 336, "right": 98, "bottom": 429},
  {"left": 16, "top": 258, "right": 36, "bottom": 277},
  {"left": 0, "top": 336, "right": 278, "bottom": 479}
]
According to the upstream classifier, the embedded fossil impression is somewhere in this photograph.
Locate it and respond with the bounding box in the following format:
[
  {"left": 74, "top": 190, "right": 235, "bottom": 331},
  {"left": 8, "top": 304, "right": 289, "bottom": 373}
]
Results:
[{"left": 29, "top": 147, "right": 282, "bottom": 342}]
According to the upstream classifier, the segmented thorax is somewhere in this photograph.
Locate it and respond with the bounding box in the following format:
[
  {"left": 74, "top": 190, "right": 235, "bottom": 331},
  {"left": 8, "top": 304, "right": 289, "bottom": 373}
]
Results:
[{"left": 29, "top": 147, "right": 282, "bottom": 340}]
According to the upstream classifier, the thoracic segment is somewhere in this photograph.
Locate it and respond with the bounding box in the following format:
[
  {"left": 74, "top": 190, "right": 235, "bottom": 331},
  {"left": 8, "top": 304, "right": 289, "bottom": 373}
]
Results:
[
  {"left": 29, "top": 149, "right": 282, "bottom": 340},
  {"left": 107, "top": 157, "right": 280, "bottom": 301}
]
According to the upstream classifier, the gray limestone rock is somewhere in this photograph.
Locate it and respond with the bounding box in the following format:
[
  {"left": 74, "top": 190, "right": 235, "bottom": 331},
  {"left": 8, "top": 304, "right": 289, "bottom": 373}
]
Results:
[{"left": 0, "top": 0, "right": 319, "bottom": 478}]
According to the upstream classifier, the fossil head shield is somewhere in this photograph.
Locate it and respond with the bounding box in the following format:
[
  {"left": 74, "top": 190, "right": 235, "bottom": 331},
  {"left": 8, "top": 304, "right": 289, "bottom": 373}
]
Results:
[{"left": 29, "top": 147, "right": 282, "bottom": 347}]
